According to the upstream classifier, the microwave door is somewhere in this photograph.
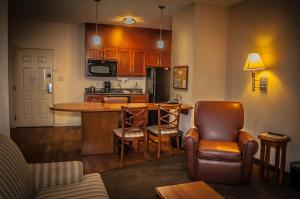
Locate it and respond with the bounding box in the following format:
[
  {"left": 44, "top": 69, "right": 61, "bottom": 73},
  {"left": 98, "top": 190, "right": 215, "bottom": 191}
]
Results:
[{"left": 90, "top": 65, "right": 111, "bottom": 76}]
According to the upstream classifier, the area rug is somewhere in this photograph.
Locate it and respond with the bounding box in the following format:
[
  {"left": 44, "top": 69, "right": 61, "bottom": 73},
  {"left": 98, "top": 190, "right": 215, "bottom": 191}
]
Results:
[{"left": 101, "top": 154, "right": 300, "bottom": 199}]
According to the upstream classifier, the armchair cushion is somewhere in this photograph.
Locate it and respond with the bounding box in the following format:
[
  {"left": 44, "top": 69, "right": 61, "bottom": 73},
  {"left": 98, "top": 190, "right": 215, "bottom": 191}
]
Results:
[
  {"left": 29, "top": 161, "right": 84, "bottom": 190},
  {"left": 198, "top": 140, "right": 241, "bottom": 162},
  {"left": 34, "top": 173, "right": 109, "bottom": 199}
]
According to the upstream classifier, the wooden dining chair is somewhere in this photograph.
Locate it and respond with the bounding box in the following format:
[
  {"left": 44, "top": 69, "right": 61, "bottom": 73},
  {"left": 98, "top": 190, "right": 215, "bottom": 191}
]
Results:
[
  {"left": 113, "top": 105, "right": 148, "bottom": 166},
  {"left": 147, "top": 103, "right": 182, "bottom": 159}
]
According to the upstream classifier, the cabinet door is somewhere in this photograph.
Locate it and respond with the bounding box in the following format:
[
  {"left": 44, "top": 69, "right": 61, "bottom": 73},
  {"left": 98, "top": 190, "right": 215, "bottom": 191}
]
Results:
[
  {"left": 118, "top": 49, "right": 132, "bottom": 76},
  {"left": 130, "top": 95, "right": 149, "bottom": 103},
  {"left": 146, "top": 51, "right": 159, "bottom": 67},
  {"left": 87, "top": 49, "right": 101, "bottom": 59},
  {"left": 159, "top": 51, "right": 171, "bottom": 68},
  {"left": 84, "top": 95, "right": 103, "bottom": 102},
  {"left": 103, "top": 48, "right": 118, "bottom": 60},
  {"left": 132, "top": 50, "right": 145, "bottom": 76}
]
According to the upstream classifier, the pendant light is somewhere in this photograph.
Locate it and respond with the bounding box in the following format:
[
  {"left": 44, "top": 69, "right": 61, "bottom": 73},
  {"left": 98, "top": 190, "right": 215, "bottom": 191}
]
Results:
[
  {"left": 157, "top": 5, "right": 165, "bottom": 49},
  {"left": 92, "top": 0, "right": 101, "bottom": 45}
]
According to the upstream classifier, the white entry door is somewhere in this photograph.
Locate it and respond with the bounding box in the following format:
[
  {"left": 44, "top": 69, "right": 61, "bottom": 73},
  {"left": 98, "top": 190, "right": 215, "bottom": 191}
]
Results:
[{"left": 14, "top": 48, "right": 54, "bottom": 127}]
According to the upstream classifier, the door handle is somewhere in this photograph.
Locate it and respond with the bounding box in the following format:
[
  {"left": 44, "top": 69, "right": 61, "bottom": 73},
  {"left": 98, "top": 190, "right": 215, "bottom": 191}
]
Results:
[{"left": 47, "top": 83, "right": 53, "bottom": 93}]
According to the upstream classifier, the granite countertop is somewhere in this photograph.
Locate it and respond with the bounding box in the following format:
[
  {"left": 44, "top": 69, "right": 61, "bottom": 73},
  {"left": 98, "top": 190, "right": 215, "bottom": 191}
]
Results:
[{"left": 85, "top": 88, "right": 148, "bottom": 95}]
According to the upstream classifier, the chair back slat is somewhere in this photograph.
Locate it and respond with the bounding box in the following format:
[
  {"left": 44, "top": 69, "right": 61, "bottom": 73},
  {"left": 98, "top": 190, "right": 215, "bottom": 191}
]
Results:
[
  {"left": 121, "top": 106, "right": 148, "bottom": 138},
  {"left": 158, "top": 104, "right": 181, "bottom": 133}
]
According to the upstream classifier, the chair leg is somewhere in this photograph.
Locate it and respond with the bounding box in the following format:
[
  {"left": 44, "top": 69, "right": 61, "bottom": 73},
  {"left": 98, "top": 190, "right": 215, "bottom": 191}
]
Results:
[
  {"left": 121, "top": 139, "right": 125, "bottom": 166},
  {"left": 158, "top": 135, "right": 161, "bottom": 159},
  {"left": 137, "top": 140, "right": 140, "bottom": 153},
  {"left": 176, "top": 136, "right": 180, "bottom": 150}
]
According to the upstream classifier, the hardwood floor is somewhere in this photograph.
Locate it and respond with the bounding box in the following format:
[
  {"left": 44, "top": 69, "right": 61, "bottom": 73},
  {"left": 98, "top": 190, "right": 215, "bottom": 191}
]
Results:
[{"left": 11, "top": 126, "right": 182, "bottom": 174}]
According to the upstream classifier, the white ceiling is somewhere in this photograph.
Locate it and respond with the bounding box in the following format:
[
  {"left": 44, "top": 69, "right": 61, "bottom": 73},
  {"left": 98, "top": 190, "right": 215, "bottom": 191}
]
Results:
[{"left": 9, "top": 0, "right": 242, "bottom": 30}]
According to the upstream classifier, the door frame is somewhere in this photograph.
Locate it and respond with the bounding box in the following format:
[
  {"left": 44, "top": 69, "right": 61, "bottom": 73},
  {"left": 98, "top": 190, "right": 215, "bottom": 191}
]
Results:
[{"left": 10, "top": 47, "right": 55, "bottom": 128}]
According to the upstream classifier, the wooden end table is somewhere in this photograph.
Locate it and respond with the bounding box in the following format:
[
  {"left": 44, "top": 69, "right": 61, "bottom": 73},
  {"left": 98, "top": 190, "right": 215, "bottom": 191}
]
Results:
[
  {"left": 155, "top": 181, "right": 224, "bottom": 199},
  {"left": 258, "top": 132, "right": 291, "bottom": 184}
]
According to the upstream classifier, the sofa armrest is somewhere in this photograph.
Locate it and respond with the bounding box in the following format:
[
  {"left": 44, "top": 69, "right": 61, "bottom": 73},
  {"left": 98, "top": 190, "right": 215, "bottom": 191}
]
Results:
[
  {"left": 29, "top": 161, "right": 83, "bottom": 190},
  {"left": 184, "top": 128, "right": 200, "bottom": 179},
  {"left": 238, "top": 131, "right": 258, "bottom": 183}
]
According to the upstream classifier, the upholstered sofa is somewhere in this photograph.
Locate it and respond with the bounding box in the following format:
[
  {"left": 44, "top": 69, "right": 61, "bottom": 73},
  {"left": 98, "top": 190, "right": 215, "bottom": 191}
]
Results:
[
  {"left": 184, "top": 101, "right": 258, "bottom": 184},
  {"left": 0, "top": 134, "right": 109, "bottom": 199}
]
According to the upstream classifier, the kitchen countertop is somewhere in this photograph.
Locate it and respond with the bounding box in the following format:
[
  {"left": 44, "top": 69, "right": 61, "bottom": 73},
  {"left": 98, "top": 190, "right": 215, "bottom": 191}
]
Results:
[
  {"left": 50, "top": 102, "right": 193, "bottom": 113},
  {"left": 85, "top": 92, "right": 149, "bottom": 96}
]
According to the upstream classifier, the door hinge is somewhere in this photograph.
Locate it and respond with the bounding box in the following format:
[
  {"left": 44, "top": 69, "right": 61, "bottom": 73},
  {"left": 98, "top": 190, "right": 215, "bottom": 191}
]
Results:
[
  {"left": 13, "top": 56, "right": 16, "bottom": 62},
  {"left": 14, "top": 115, "right": 17, "bottom": 120},
  {"left": 13, "top": 85, "right": 16, "bottom": 91}
]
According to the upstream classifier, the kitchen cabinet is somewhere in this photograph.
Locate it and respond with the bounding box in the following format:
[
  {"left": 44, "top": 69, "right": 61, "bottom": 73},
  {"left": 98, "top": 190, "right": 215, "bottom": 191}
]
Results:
[
  {"left": 87, "top": 48, "right": 118, "bottom": 60},
  {"left": 145, "top": 51, "right": 171, "bottom": 68},
  {"left": 118, "top": 49, "right": 132, "bottom": 76},
  {"left": 84, "top": 95, "right": 104, "bottom": 102},
  {"left": 130, "top": 94, "right": 149, "bottom": 103},
  {"left": 132, "top": 50, "right": 145, "bottom": 76},
  {"left": 118, "top": 49, "right": 145, "bottom": 76},
  {"left": 146, "top": 51, "right": 160, "bottom": 66}
]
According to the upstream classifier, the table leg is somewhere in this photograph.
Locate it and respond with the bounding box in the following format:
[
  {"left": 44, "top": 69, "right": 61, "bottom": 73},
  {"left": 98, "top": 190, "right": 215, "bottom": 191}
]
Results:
[
  {"left": 275, "top": 146, "right": 280, "bottom": 181},
  {"left": 259, "top": 141, "right": 266, "bottom": 179},
  {"left": 279, "top": 143, "right": 287, "bottom": 184},
  {"left": 264, "top": 143, "right": 271, "bottom": 182}
]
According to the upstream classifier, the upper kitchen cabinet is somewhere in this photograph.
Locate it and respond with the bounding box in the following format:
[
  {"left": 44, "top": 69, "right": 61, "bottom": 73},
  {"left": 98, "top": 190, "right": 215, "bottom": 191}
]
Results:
[
  {"left": 118, "top": 49, "right": 145, "bottom": 76},
  {"left": 118, "top": 49, "right": 132, "bottom": 76},
  {"left": 85, "top": 24, "right": 172, "bottom": 76}
]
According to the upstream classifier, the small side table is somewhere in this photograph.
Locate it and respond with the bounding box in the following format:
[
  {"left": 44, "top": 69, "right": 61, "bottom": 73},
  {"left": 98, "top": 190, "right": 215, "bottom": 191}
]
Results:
[{"left": 258, "top": 132, "right": 290, "bottom": 184}]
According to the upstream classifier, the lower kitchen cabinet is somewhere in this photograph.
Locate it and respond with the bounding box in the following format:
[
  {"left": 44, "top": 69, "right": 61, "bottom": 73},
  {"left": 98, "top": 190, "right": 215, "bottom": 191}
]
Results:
[
  {"left": 84, "top": 95, "right": 104, "bottom": 102},
  {"left": 130, "top": 94, "right": 149, "bottom": 103}
]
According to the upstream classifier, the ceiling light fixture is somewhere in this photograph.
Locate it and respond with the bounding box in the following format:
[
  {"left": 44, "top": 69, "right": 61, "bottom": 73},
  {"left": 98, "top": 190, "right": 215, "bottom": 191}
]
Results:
[
  {"left": 157, "top": 5, "right": 165, "bottom": 49},
  {"left": 122, "top": 16, "right": 136, "bottom": 25},
  {"left": 92, "top": 0, "right": 101, "bottom": 45}
]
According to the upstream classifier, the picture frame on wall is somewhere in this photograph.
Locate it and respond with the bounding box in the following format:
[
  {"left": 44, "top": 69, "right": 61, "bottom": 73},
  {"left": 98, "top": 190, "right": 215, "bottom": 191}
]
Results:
[{"left": 173, "top": 66, "right": 188, "bottom": 90}]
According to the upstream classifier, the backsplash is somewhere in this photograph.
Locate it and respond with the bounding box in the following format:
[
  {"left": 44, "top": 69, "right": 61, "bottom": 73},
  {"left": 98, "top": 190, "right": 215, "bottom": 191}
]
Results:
[{"left": 86, "top": 77, "right": 146, "bottom": 91}]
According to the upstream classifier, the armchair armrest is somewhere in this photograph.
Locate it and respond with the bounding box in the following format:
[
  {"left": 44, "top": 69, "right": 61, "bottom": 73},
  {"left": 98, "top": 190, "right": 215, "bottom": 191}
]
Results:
[
  {"left": 28, "top": 161, "right": 83, "bottom": 190},
  {"left": 184, "top": 128, "right": 200, "bottom": 178},
  {"left": 238, "top": 131, "right": 258, "bottom": 183}
]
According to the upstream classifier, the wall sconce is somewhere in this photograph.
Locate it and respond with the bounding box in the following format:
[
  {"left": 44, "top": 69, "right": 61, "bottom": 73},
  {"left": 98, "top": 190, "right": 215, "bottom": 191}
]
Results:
[{"left": 244, "top": 53, "right": 268, "bottom": 92}]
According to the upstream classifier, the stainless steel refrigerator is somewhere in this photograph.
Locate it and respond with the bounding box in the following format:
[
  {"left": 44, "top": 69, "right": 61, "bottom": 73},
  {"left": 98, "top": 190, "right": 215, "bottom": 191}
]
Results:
[{"left": 146, "top": 67, "right": 171, "bottom": 102}]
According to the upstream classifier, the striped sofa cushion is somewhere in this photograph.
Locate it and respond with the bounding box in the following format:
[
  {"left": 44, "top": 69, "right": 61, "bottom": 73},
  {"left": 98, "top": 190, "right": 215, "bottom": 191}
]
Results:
[
  {"left": 29, "top": 161, "right": 84, "bottom": 190},
  {"left": 34, "top": 173, "right": 109, "bottom": 199},
  {"left": 0, "top": 134, "right": 33, "bottom": 199}
]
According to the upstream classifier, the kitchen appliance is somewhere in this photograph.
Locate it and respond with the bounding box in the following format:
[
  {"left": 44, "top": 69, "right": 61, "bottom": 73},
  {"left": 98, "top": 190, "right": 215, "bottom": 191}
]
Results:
[
  {"left": 87, "top": 59, "right": 117, "bottom": 77},
  {"left": 104, "top": 81, "right": 111, "bottom": 92},
  {"left": 146, "top": 67, "right": 170, "bottom": 102},
  {"left": 146, "top": 67, "right": 171, "bottom": 125}
]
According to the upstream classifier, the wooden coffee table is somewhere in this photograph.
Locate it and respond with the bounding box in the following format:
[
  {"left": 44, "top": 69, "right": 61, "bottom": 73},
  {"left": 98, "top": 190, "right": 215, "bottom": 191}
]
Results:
[{"left": 155, "top": 181, "right": 224, "bottom": 199}]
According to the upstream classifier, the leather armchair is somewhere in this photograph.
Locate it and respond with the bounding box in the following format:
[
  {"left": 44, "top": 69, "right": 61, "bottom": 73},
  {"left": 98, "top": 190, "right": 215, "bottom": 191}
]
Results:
[{"left": 184, "top": 101, "right": 258, "bottom": 184}]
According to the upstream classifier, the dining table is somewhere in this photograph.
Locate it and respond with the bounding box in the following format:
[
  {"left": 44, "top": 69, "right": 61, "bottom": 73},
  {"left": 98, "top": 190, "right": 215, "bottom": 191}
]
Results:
[{"left": 50, "top": 102, "right": 193, "bottom": 155}]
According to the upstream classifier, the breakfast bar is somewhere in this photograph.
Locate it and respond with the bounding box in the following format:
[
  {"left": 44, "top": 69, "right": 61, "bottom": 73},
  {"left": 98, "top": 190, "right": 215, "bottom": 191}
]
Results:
[{"left": 50, "top": 103, "right": 193, "bottom": 155}]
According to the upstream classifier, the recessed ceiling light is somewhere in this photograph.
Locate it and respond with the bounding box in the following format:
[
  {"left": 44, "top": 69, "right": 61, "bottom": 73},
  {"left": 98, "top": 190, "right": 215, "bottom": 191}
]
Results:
[{"left": 122, "top": 16, "right": 136, "bottom": 25}]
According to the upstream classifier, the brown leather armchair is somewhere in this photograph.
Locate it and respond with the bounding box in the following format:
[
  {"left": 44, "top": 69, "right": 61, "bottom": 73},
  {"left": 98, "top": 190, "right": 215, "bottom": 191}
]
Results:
[{"left": 184, "top": 101, "right": 258, "bottom": 184}]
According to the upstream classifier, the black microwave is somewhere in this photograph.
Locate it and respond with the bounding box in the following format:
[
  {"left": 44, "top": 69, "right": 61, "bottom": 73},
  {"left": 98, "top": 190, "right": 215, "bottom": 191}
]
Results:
[{"left": 87, "top": 59, "right": 117, "bottom": 77}]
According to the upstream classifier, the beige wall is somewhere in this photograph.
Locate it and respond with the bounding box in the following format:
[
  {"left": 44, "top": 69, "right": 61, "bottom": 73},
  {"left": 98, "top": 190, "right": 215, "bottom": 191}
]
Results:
[
  {"left": 171, "top": 3, "right": 228, "bottom": 133},
  {"left": 0, "top": 0, "right": 10, "bottom": 135},
  {"left": 9, "top": 21, "right": 145, "bottom": 126},
  {"left": 227, "top": 0, "right": 300, "bottom": 166}
]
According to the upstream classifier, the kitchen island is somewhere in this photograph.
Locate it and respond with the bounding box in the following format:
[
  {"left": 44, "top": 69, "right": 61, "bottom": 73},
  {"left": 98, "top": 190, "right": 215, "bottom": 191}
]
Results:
[{"left": 50, "top": 102, "right": 193, "bottom": 155}]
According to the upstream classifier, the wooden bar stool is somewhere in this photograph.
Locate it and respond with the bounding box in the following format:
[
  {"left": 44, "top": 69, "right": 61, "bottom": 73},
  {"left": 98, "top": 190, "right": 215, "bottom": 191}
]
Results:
[{"left": 258, "top": 132, "right": 291, "bottom": 184}]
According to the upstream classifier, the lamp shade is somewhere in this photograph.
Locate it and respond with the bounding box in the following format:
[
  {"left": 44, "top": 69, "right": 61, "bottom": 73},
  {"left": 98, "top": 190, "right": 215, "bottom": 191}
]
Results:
[{"left": 244, "top": 53, "right": 265, "bottom": 71}]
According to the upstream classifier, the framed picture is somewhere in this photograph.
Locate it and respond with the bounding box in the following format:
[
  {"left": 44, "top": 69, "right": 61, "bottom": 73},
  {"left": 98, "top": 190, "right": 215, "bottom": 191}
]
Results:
[{"left": 173, "top": 66, "right": 188, "bottom": 90}]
